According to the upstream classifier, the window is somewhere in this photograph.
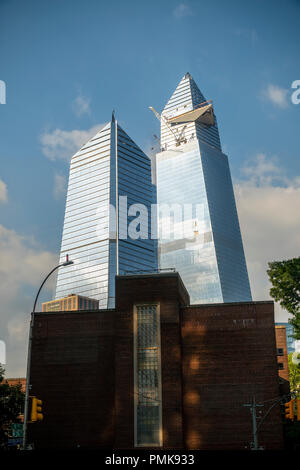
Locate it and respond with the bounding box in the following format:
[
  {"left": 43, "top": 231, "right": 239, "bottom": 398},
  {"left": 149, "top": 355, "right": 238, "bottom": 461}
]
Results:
[
  {"left": 134, "top": 304, "right": 162, "bottom": 447},
  {"left": 277, "top": 348, "right": 284, "bottom": 356},
  {"left": 278, "top": 362, "right": 284, "bottom": 370}
]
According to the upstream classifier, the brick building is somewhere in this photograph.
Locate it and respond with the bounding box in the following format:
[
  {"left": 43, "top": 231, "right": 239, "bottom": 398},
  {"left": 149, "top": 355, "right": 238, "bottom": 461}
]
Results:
[
  {"left": 275, "top": 325, "right": 290, "bottom": 381},
  {"left": 28, "top": 272, "right": 285, "bottom": 450},
  {"left": 275, "top": 325, "right": 290, "bottom": 398},
  {"left": 42, "top": 294, "right": 99, "bottom": 312},
  {"left": 5, "top": 377, "right": 26, "bottom": 393}
]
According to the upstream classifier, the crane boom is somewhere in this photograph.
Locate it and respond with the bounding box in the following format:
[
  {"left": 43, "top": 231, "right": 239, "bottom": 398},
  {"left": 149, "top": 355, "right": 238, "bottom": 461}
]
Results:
[
  {"left": 149, "top": 106, "right": 185, "bottom": 145},
  {"left": 149, "top": 106, "right": 162, "bottom": 123}
]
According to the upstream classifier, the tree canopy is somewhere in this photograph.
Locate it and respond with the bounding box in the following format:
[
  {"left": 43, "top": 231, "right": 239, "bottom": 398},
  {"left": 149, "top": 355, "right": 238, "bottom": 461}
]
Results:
[
  {"left": 267, "top": 257, "right": 300, "bottom": 339},
  {"left": 0, "top": 365, "right": 25, "bottom": 448},
  {"left": 288, "top": 353, "right": 300, "bottom": 393}
]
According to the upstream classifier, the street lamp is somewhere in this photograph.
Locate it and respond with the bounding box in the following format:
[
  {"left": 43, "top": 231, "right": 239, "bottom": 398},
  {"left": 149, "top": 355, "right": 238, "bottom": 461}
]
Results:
[
  {"left": 23, "top": 255, "right": 74, "bottom": 449},
  {"left": 32, "top": 255, "right": 73, "bottom": 313}
]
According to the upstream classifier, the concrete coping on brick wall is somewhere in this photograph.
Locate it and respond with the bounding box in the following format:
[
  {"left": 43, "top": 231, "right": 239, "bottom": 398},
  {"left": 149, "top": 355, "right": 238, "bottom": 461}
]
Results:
[
  {"left": 184, "top": 300, "right": 274, "bottom": 308},
  {"left": 33, "top": 308, "right": 116, "bottom": 315}
]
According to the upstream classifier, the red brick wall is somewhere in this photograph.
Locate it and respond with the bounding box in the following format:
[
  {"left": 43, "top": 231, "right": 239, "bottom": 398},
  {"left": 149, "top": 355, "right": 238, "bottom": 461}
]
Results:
[
  {"left": 28, "top": 311, "right": 115, "bottom": 449},
  {"left": 275, "top": 326, "right": 289, "bottom": 382},
  {"left": 181, "top": 302, "right": 284, "bottom": 450},
  {"left": 115, "top": 274, "right": 187, "bottom": 449}
]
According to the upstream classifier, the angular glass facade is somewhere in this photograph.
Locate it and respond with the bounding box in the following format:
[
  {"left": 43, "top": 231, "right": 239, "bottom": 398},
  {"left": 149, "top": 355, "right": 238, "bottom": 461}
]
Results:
[
  {"left": 55, "top": 118, "right": 157, "bottom": 309},
  {"left": 156, "top": 73, "right": 252, "bottom": 303}
]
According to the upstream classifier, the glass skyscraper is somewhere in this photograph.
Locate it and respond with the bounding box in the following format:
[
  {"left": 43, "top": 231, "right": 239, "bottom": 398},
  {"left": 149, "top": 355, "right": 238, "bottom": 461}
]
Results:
[
  {"left": 55, "top": 115, "right": 157, "bottom": 309},
  {"left": 156, "top": 73, "right": 252, "bottom": 304}
]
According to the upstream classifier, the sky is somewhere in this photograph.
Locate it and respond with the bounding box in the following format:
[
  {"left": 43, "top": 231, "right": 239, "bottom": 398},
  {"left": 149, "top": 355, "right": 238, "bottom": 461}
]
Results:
[{"left": 0, "top": 0, "right": 299, "bottom": 376}]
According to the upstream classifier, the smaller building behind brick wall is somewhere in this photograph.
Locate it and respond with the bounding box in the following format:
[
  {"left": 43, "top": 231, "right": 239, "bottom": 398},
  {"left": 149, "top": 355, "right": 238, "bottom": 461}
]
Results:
[
  {"left": 5, "top": 377, "right": 26, "bottom": 393},
  {"left": 275, "top": 325, "right": 290, "bottom": 396},
  {"left": 28, "top": 273, "right": 285, "bottom": 450}
]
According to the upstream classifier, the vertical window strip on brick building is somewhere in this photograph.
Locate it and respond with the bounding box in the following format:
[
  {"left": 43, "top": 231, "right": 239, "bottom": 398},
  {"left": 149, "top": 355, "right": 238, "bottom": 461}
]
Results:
[{"left": 134, "top": 304, "right": 162, "bottom": 447}]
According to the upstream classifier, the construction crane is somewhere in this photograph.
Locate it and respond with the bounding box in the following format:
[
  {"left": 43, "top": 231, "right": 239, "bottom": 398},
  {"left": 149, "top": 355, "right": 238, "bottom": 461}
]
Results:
[
  {"left": 149, "top": 106, "right": 187, "bottom": 147},
  {"left": 176, "top": 125, "right": 187, "bottom": 144}
]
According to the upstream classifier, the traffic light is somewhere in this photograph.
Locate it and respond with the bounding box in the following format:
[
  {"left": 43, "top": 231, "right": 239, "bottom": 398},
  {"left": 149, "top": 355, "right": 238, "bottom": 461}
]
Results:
[
  {"left": 30, "top": 396, "right": 43, "bottom": 422},
  {"left": 297, "top": 398, "right": 300, "bottom": 421},
  {"left": 284, "top": 400, "right": 294, "bottom": 420}
]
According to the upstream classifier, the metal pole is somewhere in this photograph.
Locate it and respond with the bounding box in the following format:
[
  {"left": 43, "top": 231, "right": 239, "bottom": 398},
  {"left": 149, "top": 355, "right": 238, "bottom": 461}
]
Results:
[
  {"left": 243, "top": 395, "right": 264, "bottom": 450},
  {"left": 251, "top": 396, "right": 259, "bottom": 450},
  {"left": 23, "top": 256, "right": 73, "bottom": 449},
  {"left": 244, "top": 393, "right": 293, "bottom": 451},
  {"left": 22, "top": 311, "right": 34, "bottom": 450}
]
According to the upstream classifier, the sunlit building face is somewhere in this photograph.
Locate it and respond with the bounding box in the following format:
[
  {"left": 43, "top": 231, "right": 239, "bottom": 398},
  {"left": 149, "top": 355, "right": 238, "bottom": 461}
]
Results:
[
  {"left": 55, "top": 119, "right": 157, "bottom": 309},
  {"left": 156, "top": 73, "right": 252, "bottom": 303}
]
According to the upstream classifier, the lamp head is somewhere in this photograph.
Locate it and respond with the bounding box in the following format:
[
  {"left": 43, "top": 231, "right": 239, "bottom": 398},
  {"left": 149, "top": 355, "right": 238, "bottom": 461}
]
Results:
[{"left": 62, "top": 254, "right": 74, "bottom": 266}]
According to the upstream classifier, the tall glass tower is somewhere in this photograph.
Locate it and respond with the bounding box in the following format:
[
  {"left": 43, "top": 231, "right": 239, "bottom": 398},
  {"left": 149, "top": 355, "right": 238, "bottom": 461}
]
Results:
[
  {"left": 156, "top": 73, "right": 252, "bottom": 304},
  {"left": 55, "top": 115, "right": 157, "bottom": 309}
]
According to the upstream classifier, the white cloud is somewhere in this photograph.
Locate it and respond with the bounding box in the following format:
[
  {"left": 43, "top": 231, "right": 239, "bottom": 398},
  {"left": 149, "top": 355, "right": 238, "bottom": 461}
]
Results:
[
  {"left": 72, "top": 94, "right": 91, "bottom": 117},
  {"left": 262, "top": 84, "right": 289, "bottom": 109},
  {"left": 53, "top": 173, "right": 67, "bottom": 200},
  {"left": 0, "top": 178, "right": 8, "bottom": 203},
  {"left": 173, "top": 3, "right": 192, "bottom": 18},
  {"left": 40, "top": 124, "right": 104, "bottom": 161},
  {"left": 0, "top": 224, "right": 58, "bottom": 376},
  {"left": 240, "top": 153, "right": 288, "bottom": 186},
  {"left": 0, "top": 225, "right": 57, "bottom": 289},
  {"left": 234, "top": 153, "right": 300, "bottom": 322}
]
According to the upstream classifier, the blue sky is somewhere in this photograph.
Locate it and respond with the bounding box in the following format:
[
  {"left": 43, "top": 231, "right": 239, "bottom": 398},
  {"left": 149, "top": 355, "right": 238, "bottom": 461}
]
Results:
[{"left": 0, "top": 0, "right": 300, "bottom": 375}]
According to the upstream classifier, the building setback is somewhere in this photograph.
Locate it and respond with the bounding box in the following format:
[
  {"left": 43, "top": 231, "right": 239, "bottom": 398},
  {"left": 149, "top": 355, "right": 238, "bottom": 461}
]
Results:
[
  {"left": 55, "top": 114, "right": 157, "bottom": 309},
  {"left": 28, "top": 273, "right": 284, "bottom": 450},
  {"left": 156, "top": 73, "right": 252, "bottom": 304}
]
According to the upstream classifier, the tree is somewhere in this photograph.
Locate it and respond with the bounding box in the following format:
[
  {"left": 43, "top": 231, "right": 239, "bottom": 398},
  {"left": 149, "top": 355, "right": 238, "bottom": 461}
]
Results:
[
  {"left": 0, "top": 365, "right": 25, "bottom": 449},
  {"left": 267, "top": 257, "right": 300, "bottom": 339},
  {"left": 288, "top": 353, "right": 300, "bottom": 393}
]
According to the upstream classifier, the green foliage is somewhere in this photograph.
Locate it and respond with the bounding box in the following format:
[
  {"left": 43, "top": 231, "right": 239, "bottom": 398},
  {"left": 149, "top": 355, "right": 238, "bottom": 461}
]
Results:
[
  {"left": 0, "top": 364, "right": 5, "bottom": 383},
  {"left": 267, "top": 257, "right": 300, "bottom": 339},
  {"left": 288, "top": 353, "right": 300, "bottom": 393},
  {"left": 0, "top": 366, "right": 25, "bottom": 449},
  {"left": 289, "top": 314, "right": 300, "bottom": 341}
]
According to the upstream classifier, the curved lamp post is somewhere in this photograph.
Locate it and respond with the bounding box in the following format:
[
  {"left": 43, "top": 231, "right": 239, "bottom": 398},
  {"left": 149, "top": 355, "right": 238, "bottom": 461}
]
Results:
[{"left": 23, "top": 255, "right": 74, "bottom": 449}]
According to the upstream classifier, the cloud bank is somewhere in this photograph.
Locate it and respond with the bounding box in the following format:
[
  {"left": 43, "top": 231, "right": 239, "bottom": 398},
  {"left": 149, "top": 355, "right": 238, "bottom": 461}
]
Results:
[
  {"left": 234, "top": 153, "right": 300, "bottom": 321},
  {"left": 0, "top": 225, "right": 58, "bottom": 376},
  {"left": 40, "top": 124, "right": 104, "bottom": 161}
]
